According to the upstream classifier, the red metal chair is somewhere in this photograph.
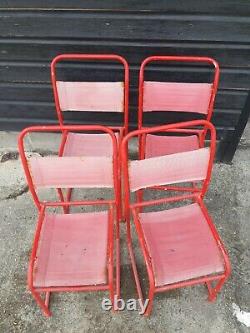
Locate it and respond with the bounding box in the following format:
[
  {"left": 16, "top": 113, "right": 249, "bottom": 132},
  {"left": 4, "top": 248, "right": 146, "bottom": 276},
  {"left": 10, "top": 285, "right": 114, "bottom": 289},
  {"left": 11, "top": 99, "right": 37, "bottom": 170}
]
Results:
[
  {"left": 121, "top": 120, "right": 231, "bottom": 316},
  {"left": 51, "top": 54, "right": 129, "bottom": 215},
  {"left": 18, "top": 125, "right": 120, "bottom": 317},
  {"left": 138, "top": 56, "right": 219, "bottom": 195}
]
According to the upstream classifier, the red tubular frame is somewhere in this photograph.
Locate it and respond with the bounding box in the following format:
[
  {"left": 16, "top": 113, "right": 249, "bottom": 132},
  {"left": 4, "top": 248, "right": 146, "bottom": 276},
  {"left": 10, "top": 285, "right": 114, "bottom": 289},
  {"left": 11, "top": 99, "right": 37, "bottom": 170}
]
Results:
[
  {"left": 51, "top": 54, "right": 129, "bottom": 219},
  {"left": 121, "top": 120, "right": 231, "bottom": 316},
  {"left": 18, "top": 125, "right": 121, "bottom": 316}
]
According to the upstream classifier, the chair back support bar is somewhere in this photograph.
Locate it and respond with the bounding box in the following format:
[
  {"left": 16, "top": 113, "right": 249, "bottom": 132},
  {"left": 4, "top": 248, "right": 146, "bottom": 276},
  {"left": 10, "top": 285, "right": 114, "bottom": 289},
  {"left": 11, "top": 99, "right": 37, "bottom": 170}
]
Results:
[
  {"left": 138, "top": 56, "right": 219, "bottom": 128},
  {"left": 51, "top": 54, "right": 129, "bottom": 133}
]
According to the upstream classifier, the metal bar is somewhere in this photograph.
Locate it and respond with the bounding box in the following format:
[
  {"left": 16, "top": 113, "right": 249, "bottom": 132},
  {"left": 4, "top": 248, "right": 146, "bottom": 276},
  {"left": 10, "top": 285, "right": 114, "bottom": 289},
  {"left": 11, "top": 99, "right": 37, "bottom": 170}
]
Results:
[
  {"left": 155, "top": 274, "right": 225, "bottom": 293},
  {"left": 36, "top": 285, "right": 109, "bottom": 292}
]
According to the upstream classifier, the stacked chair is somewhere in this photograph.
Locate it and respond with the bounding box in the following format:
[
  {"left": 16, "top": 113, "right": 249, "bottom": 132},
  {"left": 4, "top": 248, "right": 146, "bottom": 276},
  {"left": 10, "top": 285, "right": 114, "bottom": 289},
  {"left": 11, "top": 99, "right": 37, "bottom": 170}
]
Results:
[
  {"left": 18, "top": 54, "right": 231, "bottom": 317},
  {"left": 18, "top": 125, "right": 119, "bottom": 317},
  {"left": 121, "top": 120, "right": 231, "bottom": 316},
  {"left": 137, "top": 56, "right": 219, "bottom": 199},
  {"left": 50, "top": 54, "right": 129, "bottom": 218}
]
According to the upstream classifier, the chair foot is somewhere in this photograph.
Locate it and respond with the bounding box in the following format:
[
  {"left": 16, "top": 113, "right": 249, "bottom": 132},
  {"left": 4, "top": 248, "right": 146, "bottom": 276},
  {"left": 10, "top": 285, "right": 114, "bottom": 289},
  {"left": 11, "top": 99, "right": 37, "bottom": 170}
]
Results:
[
  {"left": 31, "top": 289, "right": 52, "bottom": 317},
  {"left": 45, "top": 291, "right": 50, "bottom": 307},
  {"left": 144, "top": 289, "right": 154, "bottom": 316},
  {"left": 109, "top": 284, "right": 115, "bottom": 312},
  {"left": 206, "top": 278, "right": 226, "bottom": 302}
]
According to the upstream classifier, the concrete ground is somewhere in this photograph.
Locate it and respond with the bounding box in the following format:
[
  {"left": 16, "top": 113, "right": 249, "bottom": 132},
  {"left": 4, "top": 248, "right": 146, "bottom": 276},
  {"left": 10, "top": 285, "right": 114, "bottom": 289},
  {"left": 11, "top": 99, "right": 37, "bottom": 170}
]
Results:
[{"left": 0, "top": 126, "right": 249, "bottom": 333}]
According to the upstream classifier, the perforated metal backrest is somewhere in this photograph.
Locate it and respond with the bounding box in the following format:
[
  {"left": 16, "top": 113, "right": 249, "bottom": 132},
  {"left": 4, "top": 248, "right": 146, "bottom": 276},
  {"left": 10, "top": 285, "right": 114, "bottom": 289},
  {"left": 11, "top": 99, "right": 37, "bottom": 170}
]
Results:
[
  {"left": 51, "top": 54, "right": 129, "bottom": 130},
  {"left": 129, "top": 147, "right": 210, "bottom": 192},
  {"left": 18, "top": 125, "right": 119, "bottom": 208},
  {"left": 56, "top": 81, "right": 124, "bottom": 112},
  {"left": 143, "top": 81, "right": 212, "bottom": 114},
  {"left": 138, "top": 56, "right": 219, "bottom": 127},
  {"left": 29, "top": 155, "right": 114, "bottom": 189}
]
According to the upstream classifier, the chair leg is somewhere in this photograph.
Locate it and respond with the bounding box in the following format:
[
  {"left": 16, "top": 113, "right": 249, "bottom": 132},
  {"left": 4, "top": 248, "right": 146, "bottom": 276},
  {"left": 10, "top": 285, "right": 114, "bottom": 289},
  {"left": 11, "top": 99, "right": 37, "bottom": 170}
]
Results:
[
  {"left": 56, "top": 188, "right": 68, "bottom": 214},
  {"left": 116, "top": 223, "right": 120, "bottom": 299},
  {"left": 65, "top": 188, "right": 73, "bottom": 214},
  {"left": 126, "top": 220, "right": 144, "bottom": 302},
  {"left": 136, "top": 190, "right": 143, "bottom": 213},
  {"left": 30, "top": 289, "right": 52, "bottom": 317},
  {"left": 206, "top": 278, "right": 226, "bottom": 302},
  {"left": 116, "top": 195, "right": 123, "bottom": 223},
  {"left": 109, "top": 278, "right": 115, "bottom": 312},
  {"left": 117, "top": 165, "right": 123, "bottom": 222},
  {"left": 45, "top": 291, "right": 50, "bottom": 307},
  {"left": 144, "top": 287, "right": 154, "bottom": 317}
]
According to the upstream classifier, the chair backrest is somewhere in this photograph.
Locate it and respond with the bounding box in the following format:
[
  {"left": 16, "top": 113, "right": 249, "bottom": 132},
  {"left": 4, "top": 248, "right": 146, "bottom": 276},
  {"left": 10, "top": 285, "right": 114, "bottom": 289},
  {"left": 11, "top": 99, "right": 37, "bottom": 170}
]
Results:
[
  {"left": 138, "top": 56, "right": 219, "bottom": 129},
  {"left": 18, "top": 125, "right": 119, "bottom": 210},
  {"left": 51, "top": 54, "right": 129, "bottom": 133},
  {"left": 121, "top": 120, "right": 216, "bottom": 208}
]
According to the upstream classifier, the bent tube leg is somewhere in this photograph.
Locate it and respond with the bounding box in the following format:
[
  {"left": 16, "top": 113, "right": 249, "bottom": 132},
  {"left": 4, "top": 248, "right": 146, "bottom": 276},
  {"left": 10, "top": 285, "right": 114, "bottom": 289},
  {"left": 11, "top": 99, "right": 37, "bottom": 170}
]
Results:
[
  {"left": 136, "top": 190, "right": 143, "bottom": 213},
  {"left": 30, "top": 289, "right": 52, "bottom": 317},
  {"left": 45, "top": 291, "right": 50, "bottom": 307},
  {"left": 65, "top": 188, "right": 73, "bottom": 213},
  {"left": 206, "top": 278, "right": 226, "bottom": 302},
  {"left": 144, "top": 287, "right": 154, "bottom": 317},
  {"left": 126, "top": 221, "right": 144, "bottom": 302},
  {"left": 116, "top": 224, "right": 121, "bottom": 299},
  {"left": 56, "top": 188, "right": 68, "bottom": 214}
]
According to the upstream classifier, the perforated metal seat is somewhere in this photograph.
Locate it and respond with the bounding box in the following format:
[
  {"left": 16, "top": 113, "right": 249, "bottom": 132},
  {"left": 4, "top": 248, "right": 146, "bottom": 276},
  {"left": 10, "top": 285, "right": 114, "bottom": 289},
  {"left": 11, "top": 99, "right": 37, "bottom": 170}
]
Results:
[
  {"left": 140, "top": 203, "right": 224, "bottom": 287},
  {"left": 34, "top": 211, "right": 109, "bottom": 288}
]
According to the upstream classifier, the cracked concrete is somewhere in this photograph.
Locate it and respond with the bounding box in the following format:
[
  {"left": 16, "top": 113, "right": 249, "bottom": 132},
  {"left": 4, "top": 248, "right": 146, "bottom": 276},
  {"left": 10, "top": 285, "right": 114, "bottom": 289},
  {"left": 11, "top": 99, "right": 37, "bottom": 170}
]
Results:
[{"left": 0, "top": 126, "right": 249, "bottom": 333}]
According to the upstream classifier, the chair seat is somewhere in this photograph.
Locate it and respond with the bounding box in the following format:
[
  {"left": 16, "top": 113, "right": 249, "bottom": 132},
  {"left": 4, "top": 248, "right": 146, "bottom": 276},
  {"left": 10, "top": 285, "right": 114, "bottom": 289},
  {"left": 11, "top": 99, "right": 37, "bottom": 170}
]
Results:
[
  {"left": 34, "top": 211, "right": 109, "bottom": 288},
  {"left": 139, "top": 203, "right": 224, "bottom": 287},
  {"left": 145, "top": 134, "right": 200, "bottom": 158},
  {"left": 63, "top": 132, "right": 119, "bottom": 157}
]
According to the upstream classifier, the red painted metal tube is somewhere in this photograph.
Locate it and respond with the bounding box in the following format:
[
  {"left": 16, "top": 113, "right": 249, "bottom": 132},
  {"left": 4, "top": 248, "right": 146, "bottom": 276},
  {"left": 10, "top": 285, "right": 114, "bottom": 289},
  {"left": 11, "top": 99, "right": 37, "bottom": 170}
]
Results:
[
  {"left": 18, "top": 124, "right": 120, "bottom": 316},
  {"left": 155, "top": 274, "right": 225, "bottom": 293}
]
